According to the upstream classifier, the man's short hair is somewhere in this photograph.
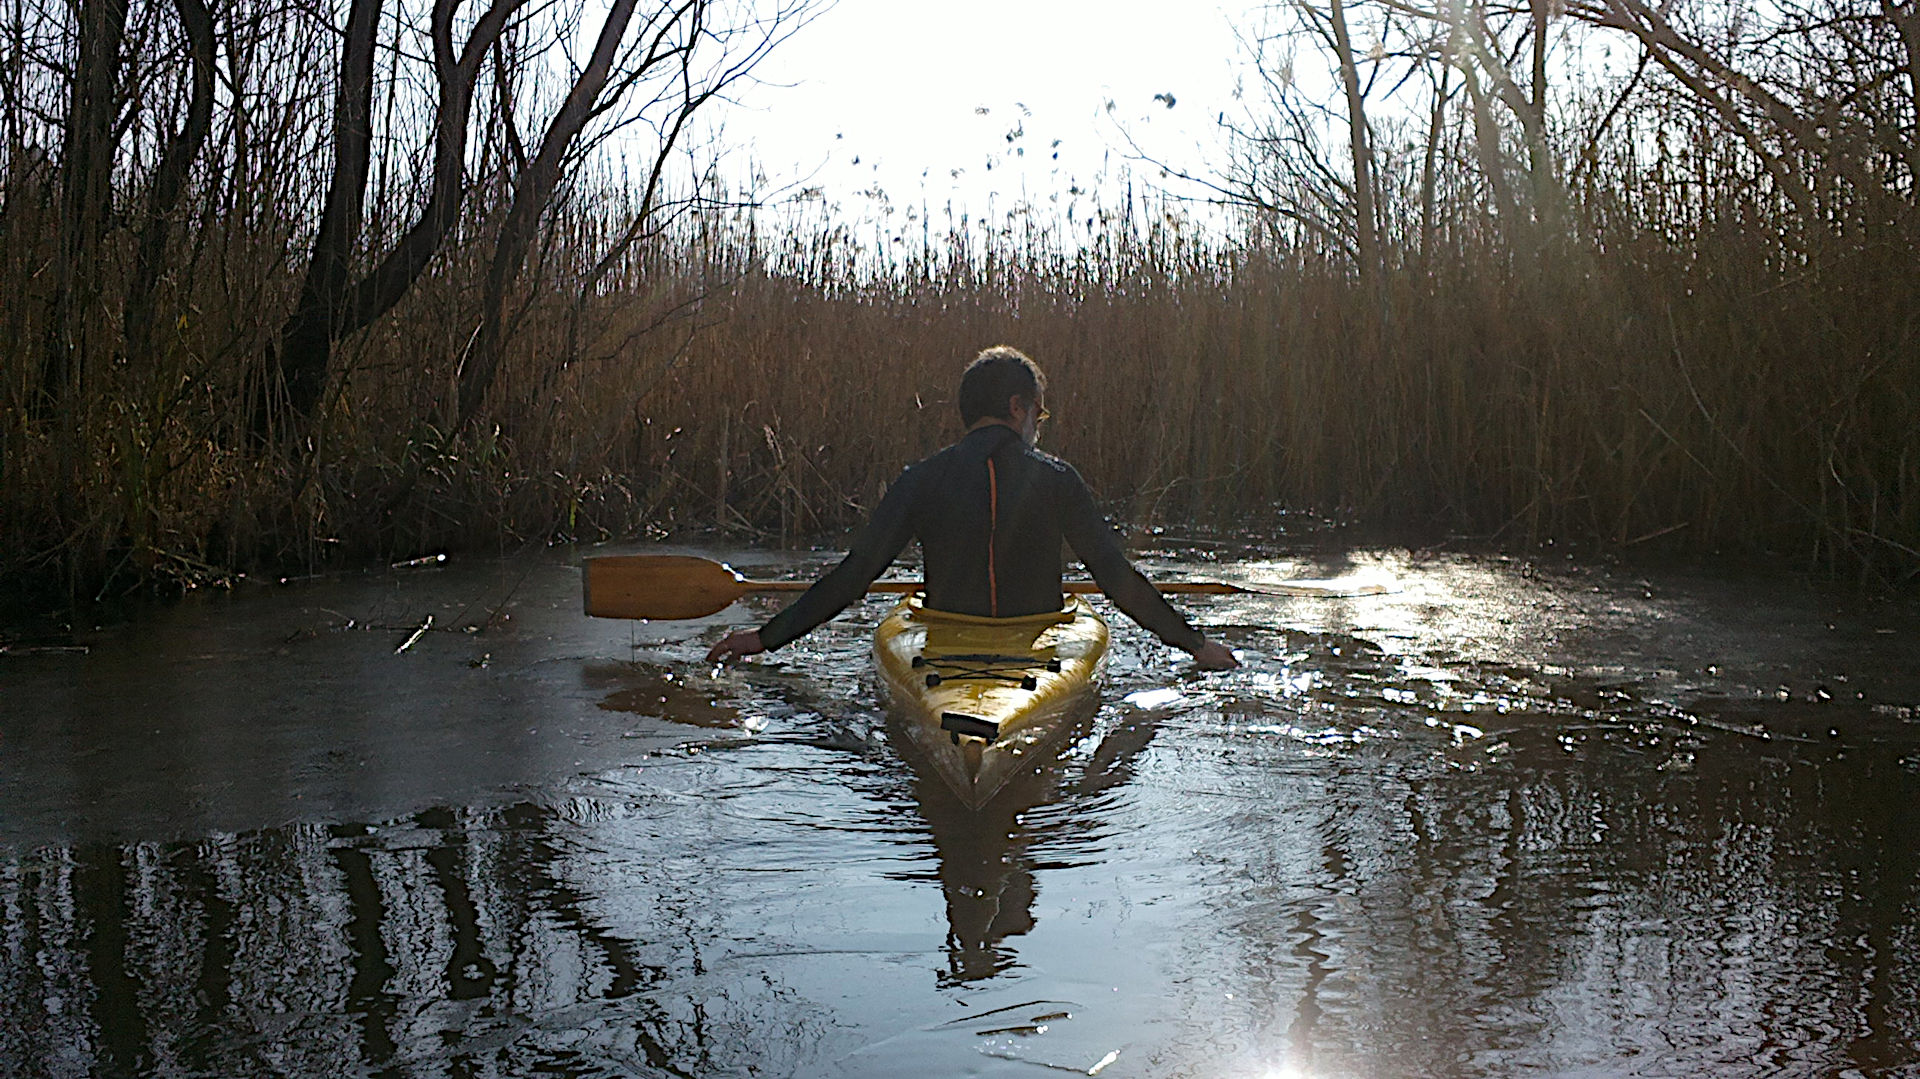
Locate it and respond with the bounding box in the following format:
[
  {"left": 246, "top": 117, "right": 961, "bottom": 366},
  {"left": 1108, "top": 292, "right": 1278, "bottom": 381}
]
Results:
[{"left": 958, "top": 346, "right": 1046, "bottom": 426}]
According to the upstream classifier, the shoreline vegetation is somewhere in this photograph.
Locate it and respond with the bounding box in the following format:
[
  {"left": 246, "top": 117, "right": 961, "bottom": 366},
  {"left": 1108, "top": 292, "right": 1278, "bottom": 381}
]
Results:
[{"left": 3, "top": 0, "right": 1916, "bottom": 616}]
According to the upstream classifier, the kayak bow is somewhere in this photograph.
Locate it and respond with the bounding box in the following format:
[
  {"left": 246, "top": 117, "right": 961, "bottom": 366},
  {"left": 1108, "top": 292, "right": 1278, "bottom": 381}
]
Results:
[{"left": 874, "top": 596, "right": 1110, "bottom": 809}]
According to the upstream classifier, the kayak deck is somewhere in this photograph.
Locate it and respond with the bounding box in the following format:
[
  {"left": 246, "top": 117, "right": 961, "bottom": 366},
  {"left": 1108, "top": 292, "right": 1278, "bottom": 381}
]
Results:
[{"left": 874, "top": 596, "right": 1110, "bottom": 808}]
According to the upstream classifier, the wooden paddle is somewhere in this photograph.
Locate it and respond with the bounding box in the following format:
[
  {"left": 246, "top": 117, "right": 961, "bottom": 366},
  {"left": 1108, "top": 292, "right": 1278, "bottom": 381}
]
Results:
[{"left": 582, "top": 554, "right": 1394, "bottom": 621}]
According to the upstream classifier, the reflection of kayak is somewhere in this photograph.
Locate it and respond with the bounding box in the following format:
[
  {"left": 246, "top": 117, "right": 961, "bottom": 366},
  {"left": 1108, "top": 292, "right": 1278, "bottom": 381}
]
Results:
[{"left": 874, "top": 596, "right": 1110, "bottom": 809}]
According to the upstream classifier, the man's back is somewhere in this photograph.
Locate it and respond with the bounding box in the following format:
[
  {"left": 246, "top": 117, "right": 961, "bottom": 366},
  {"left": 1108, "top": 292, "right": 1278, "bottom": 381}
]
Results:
[
  {"left": 914, "top": 424, "right": 1074, "bottom": 618},
  {"left": 708, "top": 344, "right": 1234, "bottom": 671},
  {"left": 759, "top": 425, "right": 1204, "bottom": 653}
]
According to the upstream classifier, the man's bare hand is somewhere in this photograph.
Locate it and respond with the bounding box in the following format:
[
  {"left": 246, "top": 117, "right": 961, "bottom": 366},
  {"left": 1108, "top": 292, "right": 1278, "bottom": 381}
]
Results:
[
  {"left": 1190, "top": 639, "right": 1240, "bottom": 671},
  {"left": 705, "top": 630, "right": 765, "bottom": 665}
]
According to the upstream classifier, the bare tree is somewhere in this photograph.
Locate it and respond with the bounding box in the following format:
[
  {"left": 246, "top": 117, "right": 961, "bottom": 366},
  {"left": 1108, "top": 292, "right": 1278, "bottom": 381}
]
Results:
[
  {"left": 1325, "top": 0, "right": 1385, "bottom": 279},
  {"left": 124, "top": 0, "right": 216, "bottom": 369},
  {"left": 1414, "top": 36, "right": 1458, "bottom": 263},
  {"left": 1196, "top": 0, "right": 1595, "bottom": 261},
  {"left": 39, "top": 0, "right": 129, "bottom": 413},
  {"left": 345, "top": 0, "right": 518, "bottom": 337},
  {"left": 1561, "top": 0, "right": 1917, "bottom": 221},
  {"left": 267, "top": 0, "right": 523, "bottom": 436},
  {"left": 454, "top": 0, "right": 817, "bottom": 434},
  {"left": 458, "top": 0, "right": 644, "bottom": 434},
  {"left": 262, "top": 0, "right": 816, "bottom": 446},
  {"left": 1445, "top": 0, "right": 1565, "bottom": 232},
  {"left": 268, "top": 0, "right": 381, "bottom": 434},
  {"left": 1176, "top": 0, "right": 1434, "bottom": 273}
]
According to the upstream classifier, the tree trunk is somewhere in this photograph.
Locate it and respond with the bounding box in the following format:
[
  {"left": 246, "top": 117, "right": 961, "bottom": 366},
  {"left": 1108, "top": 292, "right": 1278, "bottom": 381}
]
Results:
[
  {"left": 267, "top": 0, "right": 382, "bottom": 433},
  {"left": 456, "top": 0, "right": 641, "bottom": 433},
  {"left": 1884, "top": 0, "right": 1920, "bottom": 185},
  {"left": 344, "top": 0, "right": 518, "bottom": 330},
  {"left": 1326, "top": 0, "right": 1381, "bottom": 282},
  {"left": 1463, "top": 61, "right": 1519, "bottom": 231},
  {"left": 39, "top": 0, "right": 128, "bottom": 412},
  {"left": 1528, "top": 0, "right": 1555, "bottom": 222},
  {"left": 1419, "top": 54, "right": 1453, "bottom": 267},
  {"left": 266, "top": 0, "right": 518, "bottom": 440},
  {"left": 125, "top": 0, "right": 216, "bottom": 368}
]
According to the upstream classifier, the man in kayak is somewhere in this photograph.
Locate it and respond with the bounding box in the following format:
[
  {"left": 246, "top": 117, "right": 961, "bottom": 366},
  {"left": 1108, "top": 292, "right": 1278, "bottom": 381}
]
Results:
[{"left": 705, "top": 346, "right": 1240, "bottom": 670}]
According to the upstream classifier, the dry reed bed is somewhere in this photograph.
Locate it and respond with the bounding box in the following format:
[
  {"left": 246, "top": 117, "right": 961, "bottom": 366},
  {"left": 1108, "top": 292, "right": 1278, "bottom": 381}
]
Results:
[{"left": 2, "top": 192, "right": 1917, "bottom": 607}]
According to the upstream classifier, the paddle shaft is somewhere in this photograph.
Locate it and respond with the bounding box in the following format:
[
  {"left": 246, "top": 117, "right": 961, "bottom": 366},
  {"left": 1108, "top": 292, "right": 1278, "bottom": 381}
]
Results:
[
  {"left": 722, "top": 579, "right": 1237, "bottom": 595},
  {"left": 582, "top": 554, "right": 1389, "bottom": 621},
  {"left": 714, "top": 575, "right": 1236, "bottom": 591},
  {"left": 701, "top": 577, "right": 1372, "bottom": 600}
]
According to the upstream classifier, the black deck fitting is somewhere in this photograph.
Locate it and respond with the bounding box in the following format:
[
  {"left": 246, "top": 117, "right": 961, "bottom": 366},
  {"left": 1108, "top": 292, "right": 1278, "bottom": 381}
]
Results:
[{"left": 940, "top": 712, "right": 1001, "bottom": 743}]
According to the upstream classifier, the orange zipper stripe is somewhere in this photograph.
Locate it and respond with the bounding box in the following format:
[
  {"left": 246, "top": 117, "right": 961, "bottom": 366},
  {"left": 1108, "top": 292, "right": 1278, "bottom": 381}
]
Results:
[{"left": 986, "top": 457, "right": 999, "bottom": 617}]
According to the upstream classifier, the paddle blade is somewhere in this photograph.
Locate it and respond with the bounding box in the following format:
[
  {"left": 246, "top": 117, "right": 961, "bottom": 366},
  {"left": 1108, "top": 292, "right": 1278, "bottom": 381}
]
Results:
[{"left": 583, "top": 555, "right": 748, "bottom": 620}]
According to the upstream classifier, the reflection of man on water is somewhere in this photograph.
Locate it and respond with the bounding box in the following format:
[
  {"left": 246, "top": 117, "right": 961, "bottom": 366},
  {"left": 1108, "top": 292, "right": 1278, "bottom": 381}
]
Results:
[
  {"left": 917, "top": 771, "right": 1043, "bottom": 985},
  {"left": 706, "top": 346, "right": 1238, "bottom": 671}
]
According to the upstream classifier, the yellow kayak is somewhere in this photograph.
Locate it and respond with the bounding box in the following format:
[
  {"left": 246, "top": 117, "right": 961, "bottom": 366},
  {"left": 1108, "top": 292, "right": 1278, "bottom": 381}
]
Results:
[{"left": 874, "top": 596, "right": 1110, "bottom": 808}]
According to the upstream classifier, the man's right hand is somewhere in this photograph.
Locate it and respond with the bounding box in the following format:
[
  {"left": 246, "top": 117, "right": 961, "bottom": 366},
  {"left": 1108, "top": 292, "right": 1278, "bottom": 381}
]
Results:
[
  {"left": 1190, "top": 639, "right": 1240, "bottom": 671},
  {"left": 705, "top": 630, "right": 765, "bottom": 665}
]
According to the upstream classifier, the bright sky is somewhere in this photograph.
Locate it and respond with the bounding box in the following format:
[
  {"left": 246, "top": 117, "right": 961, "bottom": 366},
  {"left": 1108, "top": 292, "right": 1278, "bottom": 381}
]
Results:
[{"left": 718, "top": 0, "right": 1249, "bottom": 231}]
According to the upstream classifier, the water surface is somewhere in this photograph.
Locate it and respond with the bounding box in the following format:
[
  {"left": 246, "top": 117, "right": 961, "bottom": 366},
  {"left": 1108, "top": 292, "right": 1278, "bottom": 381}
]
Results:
[{"left": 3, "top": 544, "right": 1918, "bottom": 1077}]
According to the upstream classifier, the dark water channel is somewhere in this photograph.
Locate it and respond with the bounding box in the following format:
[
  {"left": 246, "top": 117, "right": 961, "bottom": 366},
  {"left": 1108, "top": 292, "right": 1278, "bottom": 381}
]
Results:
[{"left": 3, "top": 543, "right": 1919, "bottom": 1078}]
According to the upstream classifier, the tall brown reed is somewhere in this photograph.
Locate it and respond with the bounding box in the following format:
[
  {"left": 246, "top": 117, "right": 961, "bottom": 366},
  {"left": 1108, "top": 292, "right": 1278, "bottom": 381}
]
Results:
[{"left": 3, "top": 128, "right": 1916, "bottom": 608}]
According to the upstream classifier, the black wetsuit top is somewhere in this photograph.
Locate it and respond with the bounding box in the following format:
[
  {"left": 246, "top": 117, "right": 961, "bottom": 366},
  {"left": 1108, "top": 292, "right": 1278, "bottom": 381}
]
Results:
[{"left": 758, "top": 424, "right": 1207, "bottom": 653}]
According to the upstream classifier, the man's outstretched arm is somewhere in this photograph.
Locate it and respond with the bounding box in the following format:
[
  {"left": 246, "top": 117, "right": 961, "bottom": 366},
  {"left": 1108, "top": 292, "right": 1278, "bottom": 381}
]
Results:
[
  {"left": 708, "top": 466, "right": 922, "bottom": 663},
  {"left": 1057, "top": 469, "right": 1238, "bottom": 670}
]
